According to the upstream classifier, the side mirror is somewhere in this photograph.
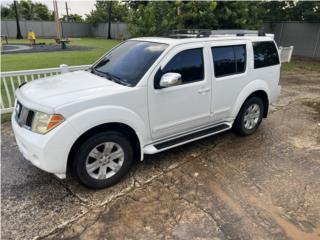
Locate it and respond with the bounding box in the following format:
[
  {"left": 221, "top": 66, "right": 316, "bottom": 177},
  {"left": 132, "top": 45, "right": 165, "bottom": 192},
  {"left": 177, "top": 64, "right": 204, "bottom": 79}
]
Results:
[{"left": 159, "top": 72, "right": 182, "bottom": 88}]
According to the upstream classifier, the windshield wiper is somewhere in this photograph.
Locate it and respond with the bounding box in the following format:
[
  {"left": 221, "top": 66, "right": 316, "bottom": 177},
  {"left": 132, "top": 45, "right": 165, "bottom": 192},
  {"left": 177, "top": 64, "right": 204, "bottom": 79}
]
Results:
[
  {"left": 104, "top": 72, "right": 131, "bottom": 86},
  {"left": 91, "top": 68, "right": 130, "bottom": 87}
]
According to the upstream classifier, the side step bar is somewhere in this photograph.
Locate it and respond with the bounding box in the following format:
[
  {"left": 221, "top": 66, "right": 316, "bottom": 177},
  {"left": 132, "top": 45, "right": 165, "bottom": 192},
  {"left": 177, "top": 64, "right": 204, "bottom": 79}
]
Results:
[{"left": 143, "top": 123, "right": 231, "bottom": 154}]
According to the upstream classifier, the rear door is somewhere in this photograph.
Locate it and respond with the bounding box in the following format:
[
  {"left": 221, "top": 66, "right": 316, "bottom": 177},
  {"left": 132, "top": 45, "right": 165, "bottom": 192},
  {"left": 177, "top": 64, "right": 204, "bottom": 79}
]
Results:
[{"left": 209, "top": 41, "right": 249, "bottom": 122}]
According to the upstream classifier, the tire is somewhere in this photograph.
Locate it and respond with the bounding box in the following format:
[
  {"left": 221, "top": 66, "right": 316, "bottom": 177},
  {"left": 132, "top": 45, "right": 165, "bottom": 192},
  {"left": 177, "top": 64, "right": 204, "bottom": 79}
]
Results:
[
  {"left": 233, "top": 96, "right": 265, "bottom": 136},
  {"left": 71, "top": 131, "right": 134, "bottom": 189}
]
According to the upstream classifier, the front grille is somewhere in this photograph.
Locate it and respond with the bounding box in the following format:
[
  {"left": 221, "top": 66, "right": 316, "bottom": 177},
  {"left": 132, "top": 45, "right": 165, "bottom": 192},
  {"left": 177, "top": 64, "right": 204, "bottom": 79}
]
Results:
[{"left": 15, "top": 101, "right": 34, "bottom": 129}]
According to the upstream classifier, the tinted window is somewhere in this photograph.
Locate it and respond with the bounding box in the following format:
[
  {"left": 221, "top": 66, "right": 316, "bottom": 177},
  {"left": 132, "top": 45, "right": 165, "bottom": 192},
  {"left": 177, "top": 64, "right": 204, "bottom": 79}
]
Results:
[
  {"left": 211, "top": 45, "right": 246, "bottom": 77},
  {"left": 234, "top": 45, "right": 246, "bottom": 72},
  {"left": 93, "top": 40, "right": 167, "bottom": 86},
  {"left": 162, "top": 48, "right": 204, "bottom": 84},
  {"left": 253, "top": 41, "right": 279, "bottom": 68},
  {"left": 212, "top": 46, "right": 235, "bottom": 77}
]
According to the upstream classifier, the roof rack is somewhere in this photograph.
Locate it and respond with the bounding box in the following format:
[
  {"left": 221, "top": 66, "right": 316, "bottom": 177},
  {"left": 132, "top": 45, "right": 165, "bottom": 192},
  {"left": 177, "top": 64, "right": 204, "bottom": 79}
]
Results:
[
  {"left": 211, "top": 29, "right": 265, "bottom": 36},
  {"left": 159, "top": 29, "right": 212, "bottom": 39},
  {"left": 159, "top": 29, "right": 270, "bottom": 39}
]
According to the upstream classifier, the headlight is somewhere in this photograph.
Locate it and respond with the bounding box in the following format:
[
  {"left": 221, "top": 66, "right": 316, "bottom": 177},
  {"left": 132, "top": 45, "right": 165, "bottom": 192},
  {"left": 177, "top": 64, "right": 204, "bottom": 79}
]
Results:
[{"left": 32, "top": 112, "right": 64, "bottom": 134}]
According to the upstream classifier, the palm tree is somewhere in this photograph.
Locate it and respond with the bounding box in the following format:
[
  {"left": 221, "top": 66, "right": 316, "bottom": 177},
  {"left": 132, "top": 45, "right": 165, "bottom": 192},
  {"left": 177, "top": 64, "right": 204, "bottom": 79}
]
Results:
[
  {"left": 107, "top": 1, "right": 112, "bottom": 39},
  {"left": 13, "top": 0, "right": 23, "bottom": 39}
]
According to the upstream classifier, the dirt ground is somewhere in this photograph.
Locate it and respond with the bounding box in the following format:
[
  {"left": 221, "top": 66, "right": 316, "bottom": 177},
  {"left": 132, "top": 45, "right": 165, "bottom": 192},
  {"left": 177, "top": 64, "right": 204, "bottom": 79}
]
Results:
[{"left": 1, "top": 64, "right": 320, "bottom": 240}]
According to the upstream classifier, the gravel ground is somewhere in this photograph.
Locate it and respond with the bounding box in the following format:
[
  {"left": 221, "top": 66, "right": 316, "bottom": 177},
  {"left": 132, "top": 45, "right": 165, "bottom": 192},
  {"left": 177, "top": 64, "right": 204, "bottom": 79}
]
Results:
[{"left": 1, "top": 67, "right": 319, "bottom": 240}]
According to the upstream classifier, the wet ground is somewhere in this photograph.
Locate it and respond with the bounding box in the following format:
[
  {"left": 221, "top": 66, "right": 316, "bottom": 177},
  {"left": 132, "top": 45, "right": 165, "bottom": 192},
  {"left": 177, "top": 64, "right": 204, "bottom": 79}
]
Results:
[{"left": 1, "top": 66, "right": 320, "bottom": 240}]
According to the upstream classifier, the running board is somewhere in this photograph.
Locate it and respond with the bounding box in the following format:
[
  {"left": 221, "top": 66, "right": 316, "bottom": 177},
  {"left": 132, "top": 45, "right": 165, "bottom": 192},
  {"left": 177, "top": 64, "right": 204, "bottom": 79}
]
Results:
[{"left": 143, "top": 123, "right": 231, "bottom": 154}]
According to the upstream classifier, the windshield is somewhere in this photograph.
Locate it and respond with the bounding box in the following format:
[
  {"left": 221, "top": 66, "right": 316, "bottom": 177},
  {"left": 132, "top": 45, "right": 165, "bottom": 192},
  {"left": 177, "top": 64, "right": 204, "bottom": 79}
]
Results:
[{"left": 92, "top": 40, "right": 168, "bottom": 86}]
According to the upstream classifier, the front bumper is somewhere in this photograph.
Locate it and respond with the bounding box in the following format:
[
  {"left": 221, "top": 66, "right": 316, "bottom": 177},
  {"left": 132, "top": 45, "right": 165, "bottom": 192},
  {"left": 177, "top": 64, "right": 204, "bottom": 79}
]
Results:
[{"left": 11, "top": 113, "right": 78, "bottom": 178}]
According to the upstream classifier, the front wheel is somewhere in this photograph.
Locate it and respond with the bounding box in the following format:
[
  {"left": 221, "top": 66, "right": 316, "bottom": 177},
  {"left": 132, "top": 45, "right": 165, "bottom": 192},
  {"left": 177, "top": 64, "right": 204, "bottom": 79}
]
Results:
[
  {"left": 233, "top": 96, "right": 264, "bottom": 136},
  {"left": 71, "top": 131, "right": 134, "bottom": 189}
]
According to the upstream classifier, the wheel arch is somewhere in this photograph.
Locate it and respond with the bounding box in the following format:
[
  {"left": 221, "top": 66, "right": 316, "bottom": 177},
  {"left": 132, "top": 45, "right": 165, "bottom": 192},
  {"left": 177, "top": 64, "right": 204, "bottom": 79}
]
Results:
[
  {"left": 232, "top": 80, "right": 270, "bottom": 119},
  {"left": 67, "top": 122, "right": 141, "bottom": 175},
  {"left": 244, "top": 90, "right": 269, "bottom": 118}
]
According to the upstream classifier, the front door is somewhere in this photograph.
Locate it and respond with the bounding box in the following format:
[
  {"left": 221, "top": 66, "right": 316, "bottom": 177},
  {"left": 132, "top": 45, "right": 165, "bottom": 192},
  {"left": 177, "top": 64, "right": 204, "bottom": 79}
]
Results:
[{"left": 148, "top": 43, "right": 212, "bottom": 140}]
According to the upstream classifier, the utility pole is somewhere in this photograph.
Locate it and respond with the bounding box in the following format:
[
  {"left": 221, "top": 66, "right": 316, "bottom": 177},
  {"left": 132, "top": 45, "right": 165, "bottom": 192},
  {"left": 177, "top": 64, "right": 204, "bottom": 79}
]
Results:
[
  {"left": 53, "top": 0, "right": 62, "bottom": 40},
  {"left": 65, "top": 2, "right": 69, "bottom": 22},
  {"left": 13, "top": 0, "right": 23, "bottom": 39},
  {"left": 107, "top": 1, "right": 112, "bottom": 39}
]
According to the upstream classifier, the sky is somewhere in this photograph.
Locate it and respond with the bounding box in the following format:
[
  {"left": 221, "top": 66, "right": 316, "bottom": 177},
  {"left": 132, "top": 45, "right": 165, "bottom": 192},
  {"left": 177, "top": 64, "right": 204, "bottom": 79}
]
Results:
[{"left": 1, "top": 0, "right": 97, "bottom": 17}]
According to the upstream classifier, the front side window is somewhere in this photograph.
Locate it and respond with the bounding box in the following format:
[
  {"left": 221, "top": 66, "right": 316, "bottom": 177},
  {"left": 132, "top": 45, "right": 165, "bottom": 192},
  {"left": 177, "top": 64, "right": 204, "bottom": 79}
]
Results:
[
  {"left": 92, "top": 40, "right": 168, "bottom": 86},
  {"left": 253, "top": 41, "right": 280, "bottom": 69},
  {"left": 211, "top": 45, "right": 246, "bottom": 77},
  {"left": 162, "top": 48, "right": 204, "bottom": 84}
]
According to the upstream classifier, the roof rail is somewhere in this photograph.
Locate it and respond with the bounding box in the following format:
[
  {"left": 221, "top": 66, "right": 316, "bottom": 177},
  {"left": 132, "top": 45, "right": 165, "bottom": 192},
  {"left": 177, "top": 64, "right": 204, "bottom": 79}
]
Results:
[
  {"left": 159, "top": 29, "right": 212, "bottom": 39},
  {"left": 210, "top": 29, "right": 264, "bottom": 36},
  {"left": 158, "top": 29, "right": 269, "bottom": 39}
]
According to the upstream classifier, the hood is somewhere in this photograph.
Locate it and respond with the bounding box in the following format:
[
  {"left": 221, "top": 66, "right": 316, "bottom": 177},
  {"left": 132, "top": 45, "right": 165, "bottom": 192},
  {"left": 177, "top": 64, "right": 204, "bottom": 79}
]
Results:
[{"left": 18, "top": 70, "right": 126, "bottom": 111}]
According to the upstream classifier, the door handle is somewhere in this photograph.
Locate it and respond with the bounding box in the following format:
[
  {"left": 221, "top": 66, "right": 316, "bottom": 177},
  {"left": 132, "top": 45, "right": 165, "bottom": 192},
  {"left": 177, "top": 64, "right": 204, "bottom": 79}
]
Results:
[{"left": 198, "top": 88, "right": 210, "bottom": 94}]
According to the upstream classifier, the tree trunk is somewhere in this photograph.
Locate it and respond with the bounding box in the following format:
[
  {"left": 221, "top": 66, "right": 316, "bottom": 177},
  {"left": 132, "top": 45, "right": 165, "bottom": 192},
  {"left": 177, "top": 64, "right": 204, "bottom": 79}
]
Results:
[
  {"left": 14, "top": 0, "right": 23, "bottom": 39},
  {"left": 107, "top": 2, "right": 112, "bottom": 39}
]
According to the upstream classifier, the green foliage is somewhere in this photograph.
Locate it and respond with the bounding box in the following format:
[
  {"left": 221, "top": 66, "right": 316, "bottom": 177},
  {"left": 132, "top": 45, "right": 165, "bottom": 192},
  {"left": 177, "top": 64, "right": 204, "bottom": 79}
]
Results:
[
  {"left": 1, "top": 0, "right": 53, "bottom": 21},
  {"left": 292, "top": 1, "right": 320, "bottom": 21},
  {"left": 127, "top": 1, "right": 177, "bottom": 36},
  {"left": 261, "top": 1, "right": 293, "bottom": 22},
  {"left": 261, "top": 1, "right": 320, "bottom": 22},
  {"left": 85, "top": 1, "right": 128, "bottom": 24},
  {"left": 214, "top": 1, "right": 263, "bottom": 29},
  {"left": 1, "top": 0, "right": 320, "bottom": 37},
  {"left": 1, "top": 5, "right": 15, "bottom": 19},
  {"left": 179, "top": 1, "right": 218, "bottom": 29},
  {"left": 125, "top": 0, "right": 320, "bottom": 36},
  {"left": 126, "top": 1, "right": 264, "bottom": 36},
  {"left": 61, "top": 14, "right": 84, "bottom": 23}
]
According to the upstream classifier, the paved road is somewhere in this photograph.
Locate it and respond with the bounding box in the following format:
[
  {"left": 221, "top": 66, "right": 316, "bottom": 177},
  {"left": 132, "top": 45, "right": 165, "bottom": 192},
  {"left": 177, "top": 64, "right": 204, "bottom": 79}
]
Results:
[{"left": 1, "top": 68, "right": 320, "bottom": 240}]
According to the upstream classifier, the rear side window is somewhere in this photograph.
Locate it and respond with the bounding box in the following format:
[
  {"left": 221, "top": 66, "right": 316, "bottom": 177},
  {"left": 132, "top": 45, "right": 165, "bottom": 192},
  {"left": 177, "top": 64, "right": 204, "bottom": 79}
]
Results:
[
  {"left": 253, "top": 41, "right": 279, "bottom": 68},
  {"left": 211, "top": 45, "right": 246, "bottom": 77},
  {"left": 162, "top": 48, "right": 204, "bottom": 84}
]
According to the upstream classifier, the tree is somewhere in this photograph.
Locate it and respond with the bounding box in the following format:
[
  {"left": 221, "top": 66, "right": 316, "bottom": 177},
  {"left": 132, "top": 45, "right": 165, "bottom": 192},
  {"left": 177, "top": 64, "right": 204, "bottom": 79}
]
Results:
[
  {"left": 214, "top": 1, "right": 263, "bottom": 29},
  {"left": 85, "top": 1, "right": 128, "bottom": 24},
  {"left": 261, "top": 1, "right": 320, "bottom": 22},
  {"left": 126, "top": 1, "right": 177, "bottom": 37},
  {"left": 1, "top": 0, "right": 53, "bottom": 21},
  {"left": 19, "top": 0, "right": 52, "bottom": 20},
  {"left": 14, "top": 0, "right": 23, "bottom": 39},
  {"left": 293, "top": 1, "right": 320, "bottom": 21},
  {"left": 261, "top": 1, "right": 295, "bottom": 22},
  {"left": 61, "top": 14, "right": 84, "bottom": 22},
  {"left": 107, "top": 1, "right": 112, "bottom": 39},
  {"left": 179, "top": 1, "right": 218, "bottom": 29},
  {"left": 1, "top": 5, "right": 15, "bottom": 19},
  {"left": 126, "top": 1, "right": 268, "bottom": 37}
]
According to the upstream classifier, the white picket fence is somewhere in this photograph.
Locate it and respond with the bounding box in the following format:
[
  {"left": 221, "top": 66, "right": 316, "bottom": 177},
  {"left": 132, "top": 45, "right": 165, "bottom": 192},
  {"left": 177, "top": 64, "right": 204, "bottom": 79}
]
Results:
[
  {"left": 1, "top": 64, "right": 90, "bottom": 114},
  {"left": 278, "top": 46, "right": 294, "bottom": 63},
  {"left": 1, "top": 46, "right": 294, "bottom": 114}
]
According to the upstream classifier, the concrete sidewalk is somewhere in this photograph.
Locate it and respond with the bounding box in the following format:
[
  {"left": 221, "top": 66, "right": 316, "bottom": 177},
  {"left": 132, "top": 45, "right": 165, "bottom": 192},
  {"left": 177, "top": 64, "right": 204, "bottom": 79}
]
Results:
[{"left": 1, "top": 67, "right": 320, "bottom": 240}]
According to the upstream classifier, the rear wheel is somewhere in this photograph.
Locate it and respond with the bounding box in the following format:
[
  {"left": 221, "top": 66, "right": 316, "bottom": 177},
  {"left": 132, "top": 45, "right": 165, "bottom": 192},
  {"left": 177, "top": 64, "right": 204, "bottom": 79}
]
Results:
[
  {"left": 233, "top": 96, "right": 264, "bottom": 136},
  {"left": 72, "top": 131, "right": 133, "bottom": 189}
]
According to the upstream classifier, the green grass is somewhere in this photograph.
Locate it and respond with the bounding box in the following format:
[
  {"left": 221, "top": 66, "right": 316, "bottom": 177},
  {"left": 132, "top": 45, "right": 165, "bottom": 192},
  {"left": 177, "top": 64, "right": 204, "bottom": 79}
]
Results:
[
  {"left": 282, "top": 58, "right": 320, "bottom": 72},
  {"left": 1, "top": 38, "right": 120, "bottom": 71},
  {"left": 1, "top": 113, "right": 12, "bottom": 124},
  {"left": 1, "top": 38, "right": 120, "bottom": 124}
]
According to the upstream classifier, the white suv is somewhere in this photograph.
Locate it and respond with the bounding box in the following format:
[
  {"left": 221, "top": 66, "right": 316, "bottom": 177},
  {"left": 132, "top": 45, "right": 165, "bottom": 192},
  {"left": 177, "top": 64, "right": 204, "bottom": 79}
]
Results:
[{"left": 12, "top": 34, "right": 281, "bottom": 189}]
